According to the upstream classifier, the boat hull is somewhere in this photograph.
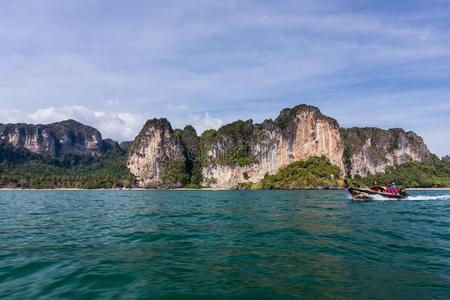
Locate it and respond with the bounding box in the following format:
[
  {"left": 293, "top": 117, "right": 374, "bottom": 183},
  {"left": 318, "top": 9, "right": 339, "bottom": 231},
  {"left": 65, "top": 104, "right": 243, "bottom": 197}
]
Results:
[{"left": 348, "top": 187, "right": 408, "bottom": 200}]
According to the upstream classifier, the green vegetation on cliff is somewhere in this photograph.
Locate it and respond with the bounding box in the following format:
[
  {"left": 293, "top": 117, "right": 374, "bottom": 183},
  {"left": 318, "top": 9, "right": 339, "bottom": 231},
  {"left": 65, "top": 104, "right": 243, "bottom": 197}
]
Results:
[
  {"left": 251, "top": 156, "right": 345, "bottom": 190},
  {"left": 275, "top": 104, "right": 338, "bottom": 129},
  {"left": 175, "top": 125, "right": 202, "bottom": 187},
  {"left": 186, "top": 121, "right": 258, "bottom": 187},
  {"left": 161, "top": 159, "right": 189, "bottom": 186},
  {"left": 340, "top": 127, "right": 436, "bottom": 175},
  {"left": 208, "top": 120, "right": 257, "bottom": 167},
  {"left": 130, "top": 118, "right": 173, "bottom": 154},
  {"left": 0, "top": 119, "right": 104, "bottom": 156},
  {"left": 348, "top": 161, "right": 450, "bottom": 188},
  {"left": 248, "top": 157, "right": 450, "bottom": 190}
]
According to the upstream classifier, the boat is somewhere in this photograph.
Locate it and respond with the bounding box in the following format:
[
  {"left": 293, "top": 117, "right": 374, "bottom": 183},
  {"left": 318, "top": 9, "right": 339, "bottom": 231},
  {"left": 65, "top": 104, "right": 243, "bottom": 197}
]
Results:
[{"left": 348, "top": 185, "right": 409, "bottom": 200}]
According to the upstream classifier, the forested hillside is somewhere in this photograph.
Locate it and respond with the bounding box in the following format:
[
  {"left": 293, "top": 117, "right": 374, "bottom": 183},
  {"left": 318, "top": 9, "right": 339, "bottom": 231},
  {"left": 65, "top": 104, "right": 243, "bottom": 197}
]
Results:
[{"left": 0, "top": 140, "right": 133, "bottom": 189}]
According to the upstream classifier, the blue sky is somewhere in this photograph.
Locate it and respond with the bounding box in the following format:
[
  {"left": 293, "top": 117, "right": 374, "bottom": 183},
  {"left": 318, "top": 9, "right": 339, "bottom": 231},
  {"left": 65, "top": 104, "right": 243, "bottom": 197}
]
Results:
[{"left": 0, "top": 0, "right": 449, "bottom": 156}]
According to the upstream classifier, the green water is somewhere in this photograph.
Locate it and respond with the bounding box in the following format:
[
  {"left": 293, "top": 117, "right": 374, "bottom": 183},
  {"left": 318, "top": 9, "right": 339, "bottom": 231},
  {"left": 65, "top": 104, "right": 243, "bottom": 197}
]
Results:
[{"left": 1, "top": 190, "right": 450, "bottom": 299}]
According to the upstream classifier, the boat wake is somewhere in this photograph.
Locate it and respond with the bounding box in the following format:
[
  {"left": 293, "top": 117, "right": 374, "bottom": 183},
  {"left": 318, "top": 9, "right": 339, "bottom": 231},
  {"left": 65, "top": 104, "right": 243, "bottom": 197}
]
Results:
[
  {"left": 369, "top": 194, "right": 450, "bottom": 201},
  {"left": 405, "top": 195, "right": 450, "bottom": 201}
]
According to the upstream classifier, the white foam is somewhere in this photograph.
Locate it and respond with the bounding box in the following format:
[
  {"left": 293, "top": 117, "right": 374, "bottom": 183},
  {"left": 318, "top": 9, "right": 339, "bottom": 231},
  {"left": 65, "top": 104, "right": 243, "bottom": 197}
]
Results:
[
  {"left": 369, "top": 195, "right": 450, "bottom": 201},
  {"left": 370, "top": 194, "right": 393, "bottom": 201},
  {"left": 350, "top": 194, "right": 450, "bottom": 201},
  {"left": 405, "top": 195, "right": 450, "bottom": 201}
]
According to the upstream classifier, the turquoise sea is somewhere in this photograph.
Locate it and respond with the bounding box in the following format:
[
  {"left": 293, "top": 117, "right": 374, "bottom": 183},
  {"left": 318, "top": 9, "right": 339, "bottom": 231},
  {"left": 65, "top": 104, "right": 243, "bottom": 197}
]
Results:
[{"left": 1, "top": 190, "right": 450, "bottom": 299}]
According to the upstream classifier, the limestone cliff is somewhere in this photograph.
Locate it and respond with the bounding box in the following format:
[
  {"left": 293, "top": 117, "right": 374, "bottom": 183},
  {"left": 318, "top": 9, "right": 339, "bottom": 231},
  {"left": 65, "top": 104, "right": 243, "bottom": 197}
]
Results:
[
  {"left": 127, "top": 104, "right": 436, "bottom": 189},
  {"left": 127, "top": 118, "right": 186, "bottom": 188},
  {"left": 0, "top": 119, "right": 103, "bottom": 157},
  {"left": 201, "top": 105, "right": 345, "bottom": 188},
  {"left": 341, "top": 127, "right": 436, "bottom": 177}
]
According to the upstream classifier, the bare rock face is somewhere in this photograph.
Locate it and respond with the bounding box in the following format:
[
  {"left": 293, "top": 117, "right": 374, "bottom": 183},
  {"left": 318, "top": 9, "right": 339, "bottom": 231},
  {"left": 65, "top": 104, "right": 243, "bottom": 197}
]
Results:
[
  {"left": 201, "top": 105, "right": 345, "bottom": 188},
  {"left": 127, "top": 119, "right": 185, "bottom": 188},
  {"left": 443, "top": 155, "right": 450, "bottom": 164},
  {"left": 0, "top": 120, "right": 103, "bottom": 157},
  {"left": 340, "top": 127, "right": 436, "bottom": 177}
]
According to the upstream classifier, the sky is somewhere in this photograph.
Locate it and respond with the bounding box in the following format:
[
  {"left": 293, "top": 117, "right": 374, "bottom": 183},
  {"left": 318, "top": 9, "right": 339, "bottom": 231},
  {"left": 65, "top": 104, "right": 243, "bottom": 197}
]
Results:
[{"left": 0, "top": 0, "right": 449, "bottom": 156}]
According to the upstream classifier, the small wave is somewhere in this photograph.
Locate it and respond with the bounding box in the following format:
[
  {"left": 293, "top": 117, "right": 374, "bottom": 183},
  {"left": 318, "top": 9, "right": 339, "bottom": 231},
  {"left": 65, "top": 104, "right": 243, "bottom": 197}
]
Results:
[
  {"left": 370, "top": 195, "right": 394, "bottom": 201},
  {"left": 368, "top": 194, "right": 450, "bottom": 201},
  {"left": 405, "top": 195, "right": 450, "bottom": 201}
]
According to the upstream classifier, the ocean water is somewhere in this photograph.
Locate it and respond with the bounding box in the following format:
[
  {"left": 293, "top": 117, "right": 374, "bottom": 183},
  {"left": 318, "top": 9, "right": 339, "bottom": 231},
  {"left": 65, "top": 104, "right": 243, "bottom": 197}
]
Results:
[{"left": 1, "top": 190, "right": 450, "bottom": 300}]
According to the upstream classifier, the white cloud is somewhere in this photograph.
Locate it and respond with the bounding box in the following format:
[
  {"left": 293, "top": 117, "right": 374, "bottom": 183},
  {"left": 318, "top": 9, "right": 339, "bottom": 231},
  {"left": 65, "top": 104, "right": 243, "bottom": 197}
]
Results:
[
  {"left": 0, "top": 105, "right": 145, "bottom": 142},
  {"left": 28, "top": 105, "right": 91, "bottom": 123},
  {"left": 188, "top": 112, "right": 224, "bottom": 133}
]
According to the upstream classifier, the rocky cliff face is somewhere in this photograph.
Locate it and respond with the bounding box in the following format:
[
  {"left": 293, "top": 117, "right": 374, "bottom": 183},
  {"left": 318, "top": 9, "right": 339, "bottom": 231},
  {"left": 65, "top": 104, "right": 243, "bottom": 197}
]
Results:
[
  {"left": 127, "top": 119, "right": 185, "bottom": 188},
  {"left": 0, "top": 120, "right": 103, "bottom": 157},
  {"left": 341, "top": 127, "right": 436, "bottom": 177},
  {"left": 201, "top": 105, "right": 345, "bottom": 188},
  {"left": 127, "top": 104, "right": 436, "bottom": 188}
]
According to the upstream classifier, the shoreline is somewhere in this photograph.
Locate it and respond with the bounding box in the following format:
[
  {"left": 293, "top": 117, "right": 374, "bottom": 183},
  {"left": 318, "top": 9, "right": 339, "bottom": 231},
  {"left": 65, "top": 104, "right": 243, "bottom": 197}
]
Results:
[
  {"left": 0, "top": 189, "right": 231, "bottom": 191},
  {"left": 1, "top": 187, "right": 449, "bottom": 191}
]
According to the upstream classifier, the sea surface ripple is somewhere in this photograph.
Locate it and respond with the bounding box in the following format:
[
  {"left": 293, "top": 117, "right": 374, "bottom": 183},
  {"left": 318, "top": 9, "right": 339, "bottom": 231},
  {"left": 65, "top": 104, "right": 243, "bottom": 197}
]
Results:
[{"left": 1, "top": 190, "right": 450, "bottom": 299}]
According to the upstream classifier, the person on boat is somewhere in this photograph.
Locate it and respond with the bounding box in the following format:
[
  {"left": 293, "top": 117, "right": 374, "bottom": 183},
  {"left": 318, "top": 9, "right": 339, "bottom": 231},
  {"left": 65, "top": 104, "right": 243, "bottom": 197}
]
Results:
[{"left": 390, "top": 182, "right": 397, "bottom": 189}]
